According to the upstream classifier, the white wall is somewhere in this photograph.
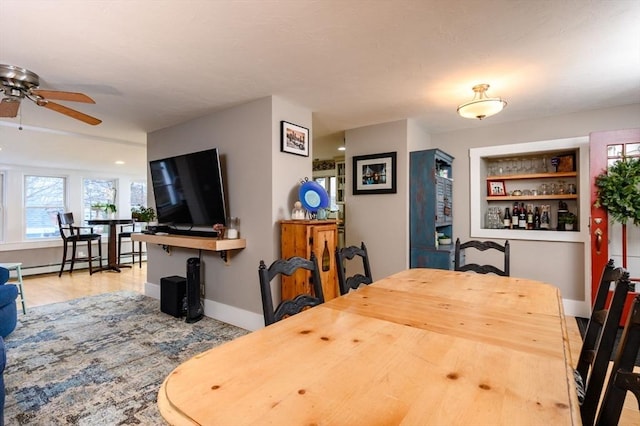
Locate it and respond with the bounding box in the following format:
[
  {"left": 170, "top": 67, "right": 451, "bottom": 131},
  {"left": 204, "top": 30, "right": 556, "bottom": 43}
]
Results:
[
  {"left": 344, "top": 119, "right": 431, "bottom": 279},
  {"left": 146, "top": 96, "right": 312, "bottom": 330}
]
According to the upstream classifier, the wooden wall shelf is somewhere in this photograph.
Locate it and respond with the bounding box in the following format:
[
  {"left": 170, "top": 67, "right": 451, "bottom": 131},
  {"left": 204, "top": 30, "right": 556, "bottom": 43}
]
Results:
[
  {"left": 132, "top": 233, "right": 246, "bottom": 262},
  {"left": 486, "top": 171, "right": 577, "bottom": 181}
]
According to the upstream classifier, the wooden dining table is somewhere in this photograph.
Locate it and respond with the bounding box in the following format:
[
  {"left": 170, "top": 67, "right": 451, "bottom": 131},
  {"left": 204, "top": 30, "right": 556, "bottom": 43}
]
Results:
[{"left": 158, "top": 268, "right": 580, "bottom": 425}]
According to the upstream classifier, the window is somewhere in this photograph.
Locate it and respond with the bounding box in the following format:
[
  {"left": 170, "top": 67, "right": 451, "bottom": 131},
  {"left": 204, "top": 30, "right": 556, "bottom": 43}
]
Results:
[
  {"left": 131, "top": 180, "right": 147, "bottom": 209},
  {"left": 25, "top": 175, "right": 66, "bottom": 239},
  {"left": 83, "top": 178, "right": 116, "bottom": 224}
]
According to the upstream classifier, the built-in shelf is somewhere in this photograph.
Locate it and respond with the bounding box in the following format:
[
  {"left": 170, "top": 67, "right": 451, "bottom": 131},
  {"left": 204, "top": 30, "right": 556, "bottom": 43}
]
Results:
[
  {"left": 487, "top": 171, "right": 577, "bottom": 181},
  {"left": 487, "top": 194, "right": 578, "bottom": 201}
]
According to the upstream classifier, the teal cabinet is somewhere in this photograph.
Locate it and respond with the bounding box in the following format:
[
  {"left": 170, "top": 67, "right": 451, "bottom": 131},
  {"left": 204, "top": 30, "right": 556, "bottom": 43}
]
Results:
[{"left": 410, "top": 149, "right": 455, "bottom": 269}]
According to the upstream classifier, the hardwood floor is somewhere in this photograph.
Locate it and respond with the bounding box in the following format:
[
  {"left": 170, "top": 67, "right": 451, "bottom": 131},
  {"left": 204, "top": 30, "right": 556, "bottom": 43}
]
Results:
[
  {"left": 21, "top": 264, "right": 146, "bottom": 309},
  {"left": 15, "top": 267, "right": 639, "bottom": 424}
]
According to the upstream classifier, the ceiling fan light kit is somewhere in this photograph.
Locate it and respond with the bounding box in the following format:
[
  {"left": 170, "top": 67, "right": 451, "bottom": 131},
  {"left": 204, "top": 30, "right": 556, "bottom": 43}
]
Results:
[
  {"left": 457, "top": 83, "right": 507, "bottom": 120},
  {"left": 0, "top": 64, "right": 102, "bottom": 125}
]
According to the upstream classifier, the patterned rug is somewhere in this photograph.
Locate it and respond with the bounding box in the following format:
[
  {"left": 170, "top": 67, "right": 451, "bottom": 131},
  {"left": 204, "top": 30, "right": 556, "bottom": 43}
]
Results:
[{"left": 3, "top": 291, "right": 249, "bottom": 425}]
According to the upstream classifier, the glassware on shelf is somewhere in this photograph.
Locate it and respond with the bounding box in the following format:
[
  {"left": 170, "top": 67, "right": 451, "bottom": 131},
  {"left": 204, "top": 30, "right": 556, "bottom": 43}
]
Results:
[
  {"left": 557, "top": 181, "right": 566, "bottom": 195},
  {"left": 485, "top": 207, "right": 503, "bottom": 229},
  {"left": 539, "top": 183, "right": 549, "bottom": 195},
  {"left": 567, "top": 183, "right": 576, "bottom": 194}
]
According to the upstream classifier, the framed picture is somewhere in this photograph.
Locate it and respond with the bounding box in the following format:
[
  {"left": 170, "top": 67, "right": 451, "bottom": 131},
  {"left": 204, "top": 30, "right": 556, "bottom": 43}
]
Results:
[
  {"left": 353, "top": 152, "right": 397, "bottom": 195},
  {"left": 555, "top": 153, "right": 575, "bottom": 172},
  {"left": 487, "top": 180, "right": 506, "bottom": 196},
  {"left": 280, "top": 121, "right": 309, "bottom": 157}
]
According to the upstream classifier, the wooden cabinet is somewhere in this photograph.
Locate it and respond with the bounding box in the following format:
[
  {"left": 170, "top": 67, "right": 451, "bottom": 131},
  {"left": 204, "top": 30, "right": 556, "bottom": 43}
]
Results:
[
  {"left": 280, "top": 220, "right": 339, "bottom": 301},
  {"left": 410, "top": 149, "right": 455, "bottom": 270}
]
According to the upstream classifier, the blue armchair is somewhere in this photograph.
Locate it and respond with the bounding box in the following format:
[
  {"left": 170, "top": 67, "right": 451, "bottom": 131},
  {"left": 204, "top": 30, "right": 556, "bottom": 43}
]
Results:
[
  {"left": 1, "top": 335, "right": 6, "bottom": 426},
  {"left": 0, "top": 267, "right": 18, "bottom": 338}
]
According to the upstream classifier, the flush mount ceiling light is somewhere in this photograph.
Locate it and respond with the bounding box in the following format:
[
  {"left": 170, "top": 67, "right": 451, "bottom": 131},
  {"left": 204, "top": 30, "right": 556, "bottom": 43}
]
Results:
[{"left": 457, "top": 84, "right": 507, "bottom": 120}]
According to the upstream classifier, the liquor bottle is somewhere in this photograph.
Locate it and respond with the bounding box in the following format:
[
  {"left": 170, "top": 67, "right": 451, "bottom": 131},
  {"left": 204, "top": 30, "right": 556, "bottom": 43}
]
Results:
[
  {"left": 512, "top": 202, "right": 519, "bottom": 229},
  {"left": 534, "top": 207, "right": 541, "bottom": 230},
  {"left": 526, "top": 205, "right": 534, "bottom": 230},
  {"left": 503, "top": 207, "right": 512, "bottom": 229},
  {"left": 518, "top": 203, "right": 527, "bottom": 229},
  {"left": 540, "top": 205, "right": 550, "bottom": 229}
]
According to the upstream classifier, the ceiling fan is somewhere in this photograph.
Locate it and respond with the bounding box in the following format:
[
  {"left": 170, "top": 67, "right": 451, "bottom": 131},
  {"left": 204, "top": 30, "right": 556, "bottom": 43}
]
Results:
[{"left": 0, "top": 64, "right": 102, "bottom": 125}]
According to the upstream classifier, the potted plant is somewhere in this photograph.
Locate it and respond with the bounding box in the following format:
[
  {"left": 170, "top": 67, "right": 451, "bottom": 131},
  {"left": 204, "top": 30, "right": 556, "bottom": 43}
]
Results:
[
  {"left": 594, "top": 157, "right": 640, "bottom": 272},
  {"left": 438, "top": 234, "right": 452, "bottom": 245},
  {"left": 559, "top": 212, "right": 577, "bottom": 231},
  {"left": 131, "top": 206, "right": 156, "bottom": 223},
  {"left": 594, "top": 157, "right": 640, "bottom": 226}
]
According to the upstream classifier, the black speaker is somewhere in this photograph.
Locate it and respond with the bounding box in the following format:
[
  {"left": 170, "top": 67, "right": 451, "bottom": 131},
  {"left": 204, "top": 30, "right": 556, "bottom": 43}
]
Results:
[
  {"left": 186, "top": 257, "right": 204, "bottom": 323},
  {"left": 160, "top": 275, "right": 186, "bottom": 318}
]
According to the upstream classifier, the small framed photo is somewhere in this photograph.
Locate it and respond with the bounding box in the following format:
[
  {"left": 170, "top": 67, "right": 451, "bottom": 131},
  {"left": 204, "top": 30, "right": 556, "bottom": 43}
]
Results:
[
  {"left": 353, "top": 152, "right": 397, "bottom": 195},
  {"left": 487, "top": 180, "right": 506, "bottom": 196},
  {"left": 280, "top": 121, "right": 309, "bottom": 157}
]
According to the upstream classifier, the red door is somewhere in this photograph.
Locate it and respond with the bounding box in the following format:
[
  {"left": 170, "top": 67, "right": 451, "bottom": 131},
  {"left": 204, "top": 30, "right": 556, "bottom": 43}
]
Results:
[{"left": 590, "top": 128, "right": 640, "bottom": 322}]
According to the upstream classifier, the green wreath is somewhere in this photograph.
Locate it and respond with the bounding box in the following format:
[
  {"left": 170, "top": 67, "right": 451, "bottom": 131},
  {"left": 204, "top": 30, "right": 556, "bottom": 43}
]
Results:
[{"left": 594, "top": 157, "right": 640, "bottom": 226}]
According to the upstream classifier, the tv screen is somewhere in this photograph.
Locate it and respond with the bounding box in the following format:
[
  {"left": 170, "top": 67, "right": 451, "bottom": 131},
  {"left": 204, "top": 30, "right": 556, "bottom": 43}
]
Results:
[{"left": 149, "top": 148, "right": 227, "bottom": 227}]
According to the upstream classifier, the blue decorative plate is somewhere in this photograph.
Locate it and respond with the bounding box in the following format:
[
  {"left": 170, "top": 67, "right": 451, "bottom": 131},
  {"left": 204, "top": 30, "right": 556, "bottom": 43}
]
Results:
[{"left": 299, "top": 181, "right": 329, "bottom": 213}]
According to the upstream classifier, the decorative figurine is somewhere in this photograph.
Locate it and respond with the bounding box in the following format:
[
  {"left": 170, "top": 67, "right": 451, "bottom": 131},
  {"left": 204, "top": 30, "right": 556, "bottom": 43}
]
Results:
[{"left": 292, "top": 201, "right": 306, "bottom": 220}]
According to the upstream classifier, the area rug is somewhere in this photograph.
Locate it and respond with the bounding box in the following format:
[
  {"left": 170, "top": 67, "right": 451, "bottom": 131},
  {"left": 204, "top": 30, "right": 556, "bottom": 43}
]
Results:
[{"left": 3, "top": 291, "right": 249, "bottom": 425}]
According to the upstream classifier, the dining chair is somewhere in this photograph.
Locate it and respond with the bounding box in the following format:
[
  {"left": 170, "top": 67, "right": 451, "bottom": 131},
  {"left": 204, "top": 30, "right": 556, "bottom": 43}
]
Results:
[
  {"left": 117, "top": 222, "right": 143, "bottom": 267},
  {"left": 454, "top": 238, "right": 510, "bottom": 276},
  {"left": 335, "top": 242, "right": 373, "bottom": 295},
  {"left": 595, "top": 294, "right": 640, "bottom": 426},
  {"left": 579, "top": 270, "right": 632, "bottom": 426},
  {"left": 258, "top": 253, "right": 324, "bottom": 326},
  {"left": 57, "top": 212, "right": 103, "bottom": 276},
  {"left": 576, "top": 259, "right": 624, "bottom": 383}
]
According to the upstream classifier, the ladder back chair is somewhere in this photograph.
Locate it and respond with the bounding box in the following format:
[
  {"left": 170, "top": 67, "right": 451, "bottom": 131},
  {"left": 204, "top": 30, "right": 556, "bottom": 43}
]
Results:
[
  {"left": 57, "top": 212, "right": 103, "bottom": 276},
  {"left": 335, "top": 242, "right": 373, "bottom": 295},
  {"left": 576, "top": 259, "right": 624, "bottom": 383},
  {"left": 579, "top": 269, "right": 632, "bottom": 426},
  {"left": 258, "top": 253, "right": 324, "bottom": 326},
  {"left": 117, "top": 222, "right": 143, "bottom": 267},
  {"left": 595, "top": 294, "right": 640, "bottom": 425},
  {"left": 454, "top": 238, "right": 510, "bottom": 276}
]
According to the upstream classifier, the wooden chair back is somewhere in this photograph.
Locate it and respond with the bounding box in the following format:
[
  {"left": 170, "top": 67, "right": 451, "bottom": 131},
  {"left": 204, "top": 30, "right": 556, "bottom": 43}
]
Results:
[
  {"left": 580, "top": 270, "right": 631, "bottom": 426},
  {"left": 454, "top": 238, "right": 510, "bottom": 276},
  {"left": 596, "top": 294, "right": 640, "bottom": 425},
  {"left": 335, "top": 242, "right": 373, "bottom": 295},
  {"left": 258, "top": 253, "right": 324, "bottom": 326},
  {"left": 576, "top": 259, "right": 624, "bottom": 382}
]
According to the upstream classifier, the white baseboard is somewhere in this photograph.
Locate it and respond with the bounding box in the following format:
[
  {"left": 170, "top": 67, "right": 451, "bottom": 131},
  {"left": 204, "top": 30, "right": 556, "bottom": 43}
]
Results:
[
  {"left": 563, "top": 298, "right": 590, "bottom": 318},
  {"left": 144, "top": 282, "right": 263, "bottom": 332}
]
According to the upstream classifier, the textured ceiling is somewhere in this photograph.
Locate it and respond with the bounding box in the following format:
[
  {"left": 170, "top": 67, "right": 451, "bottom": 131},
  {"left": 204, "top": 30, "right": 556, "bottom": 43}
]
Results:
[{"left": 0, "top": 0, "right": 639, "bottom": 174}]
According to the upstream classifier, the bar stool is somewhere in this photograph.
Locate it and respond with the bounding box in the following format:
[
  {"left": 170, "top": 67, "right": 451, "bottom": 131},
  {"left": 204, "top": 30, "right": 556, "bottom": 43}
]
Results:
[{"left": 0, "top": 262, "right": 26, "bottom": 314}]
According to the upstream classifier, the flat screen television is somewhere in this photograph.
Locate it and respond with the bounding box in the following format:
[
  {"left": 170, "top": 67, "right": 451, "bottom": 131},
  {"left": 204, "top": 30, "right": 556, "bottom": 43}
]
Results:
[{"left": 149, "top": 148, "right": 227, "bottom": 227}]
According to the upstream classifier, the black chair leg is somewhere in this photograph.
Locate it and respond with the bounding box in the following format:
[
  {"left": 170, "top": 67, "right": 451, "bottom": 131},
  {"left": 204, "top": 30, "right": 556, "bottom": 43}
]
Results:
[
  {"left": 98, "top": 238, "right": 103, "bottom": 270},
  {"left": 87, "top": 240, "right": 94, "bottom": 275},
  {"left": 70, "top": 241, "right": 77, "bottom": 274},
  {"left": 118, "top": 235, "right": 123, "bottom": 265},
  {"left": 59, "top": 242, "right": 68, "bottom": 277},
  {"left": 138, "top": 242, "right": 143, "bottom": 268}
]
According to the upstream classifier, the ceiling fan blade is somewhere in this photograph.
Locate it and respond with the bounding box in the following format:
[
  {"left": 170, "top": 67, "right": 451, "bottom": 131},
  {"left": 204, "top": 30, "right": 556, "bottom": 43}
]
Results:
[
  {"left": 0, "top": 98, "right": 20, "bottom": 117},
  {"left": 31, "top": 89, "right": 96, "bottom": 104},
  {"left": 41, "top": 100, "right": 102, "bottom": 125}
]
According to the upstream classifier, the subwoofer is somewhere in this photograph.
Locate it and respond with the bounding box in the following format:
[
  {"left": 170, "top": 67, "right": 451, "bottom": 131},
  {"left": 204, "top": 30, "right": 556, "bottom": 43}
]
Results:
[{"left": 160, "top": 275, "right": 186, "bottom": 318}]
